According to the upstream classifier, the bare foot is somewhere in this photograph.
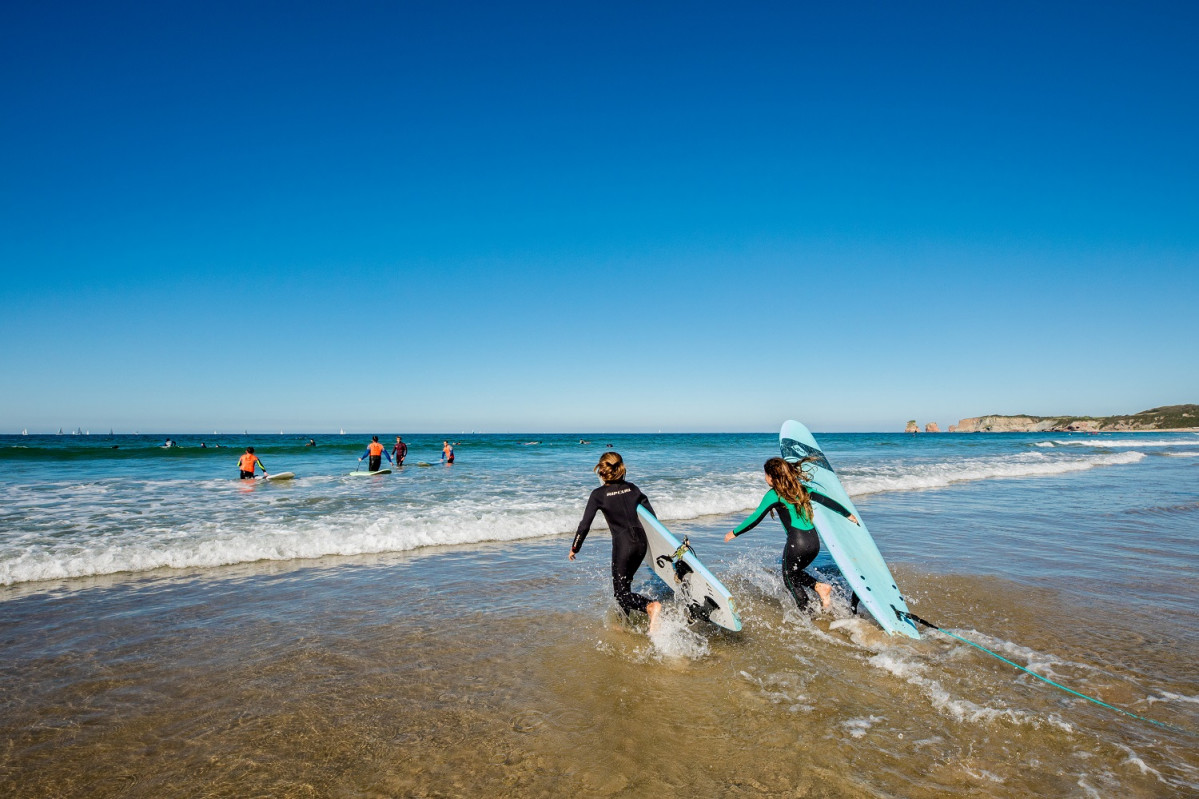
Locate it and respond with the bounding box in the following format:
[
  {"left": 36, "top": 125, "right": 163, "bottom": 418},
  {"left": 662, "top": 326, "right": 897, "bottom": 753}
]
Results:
[
  {"left": 814, "top": 582, "right": 833, "bottom": 610},
  {"left": 647, "top": 601, "right": 663, "bottom": 633}
]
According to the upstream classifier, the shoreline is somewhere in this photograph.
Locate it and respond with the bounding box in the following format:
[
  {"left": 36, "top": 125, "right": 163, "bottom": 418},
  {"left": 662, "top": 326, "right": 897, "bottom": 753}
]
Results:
[{"left": 1, "top": 518, "right": 1195, "bottom": 798}]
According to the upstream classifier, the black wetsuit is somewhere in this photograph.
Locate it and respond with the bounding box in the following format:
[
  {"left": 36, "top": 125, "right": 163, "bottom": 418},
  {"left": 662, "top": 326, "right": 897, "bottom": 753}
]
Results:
[
  {"left": 731, "top": 488, "right": 854, "bottom": 610},
  {"left": 573, "top": 480, "right": 656, "bottom": 616}
]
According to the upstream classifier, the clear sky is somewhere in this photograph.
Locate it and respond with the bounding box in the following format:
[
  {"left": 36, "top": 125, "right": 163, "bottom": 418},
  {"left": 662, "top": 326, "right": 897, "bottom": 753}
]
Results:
[{"left": 2, "top": 1, "right": 1196, "bottom": 433}]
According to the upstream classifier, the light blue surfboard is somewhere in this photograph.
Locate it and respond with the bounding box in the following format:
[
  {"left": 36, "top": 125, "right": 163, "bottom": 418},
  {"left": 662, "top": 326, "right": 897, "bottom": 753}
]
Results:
[
  {"left": 780, "top": 420, "right": 919, "bottom": 638},
  {"left": 637, "top": 506, "right": 742, "bottom": 632}
]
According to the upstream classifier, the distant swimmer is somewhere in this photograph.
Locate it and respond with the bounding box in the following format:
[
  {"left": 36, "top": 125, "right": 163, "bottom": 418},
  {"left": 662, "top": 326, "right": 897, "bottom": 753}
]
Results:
[
  {"left": 579, "top": 439, "right": 590, "bottom": 444},
  {"left": 724, "top": 457, "right": 858, "bottom": 611},
  {"left": 392, "top": 436, "right": 407, "bottom": 466},
  {"left": 569, "top": 452, "right": 663, "bottom": 631},
  {"left": 360, "top": 436, "right": 393, "bottom": 472},
  {"left": 442, "top": 440, "right": 455, "bottom": 464},
  {"left": 200, "top": 442, "right": 207, "bottom": 448},
  {"left": 306, "top": 439, "right": 317, "bottom": 447},
  {"left": 238, "top": 447, "right": 268, "bottom": 480},
  {"left": 162, "top": 438, "right": 176, "bottom": 448}
]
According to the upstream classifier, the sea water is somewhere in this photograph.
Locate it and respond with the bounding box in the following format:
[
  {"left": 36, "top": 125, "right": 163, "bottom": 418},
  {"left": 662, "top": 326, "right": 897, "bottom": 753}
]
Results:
[{"left": 1, "top": 430, "right": 1197, "bottom": 796}]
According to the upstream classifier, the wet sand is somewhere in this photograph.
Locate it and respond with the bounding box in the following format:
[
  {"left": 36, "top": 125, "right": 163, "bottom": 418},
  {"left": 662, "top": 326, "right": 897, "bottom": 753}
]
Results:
[{"left": 2, "top": 515, "right": 1196, "bottom": 798}]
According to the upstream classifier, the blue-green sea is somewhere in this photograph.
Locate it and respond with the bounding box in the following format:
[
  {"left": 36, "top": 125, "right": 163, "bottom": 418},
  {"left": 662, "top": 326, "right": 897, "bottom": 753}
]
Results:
[{"left": 1, "top": 429, "right": 1196, "bottom": 796}]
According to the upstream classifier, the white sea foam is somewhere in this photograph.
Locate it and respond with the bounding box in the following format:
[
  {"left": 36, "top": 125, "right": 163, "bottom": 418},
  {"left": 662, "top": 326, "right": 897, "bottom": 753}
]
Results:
[
  {"left": 842, "top": 450, "right": 1145, "bottom": 497},
  {"left": 1116, "top": 744, "right": 1166, "bottom": 781},
  {"left": 867, "top": 650, "right": 1073, "bottom": 732},
  {"left": 644, "top": 605, "right": 711, "bottom": 661},
  {"left": 841, "top": 715, "right": 884, "bottom": 739},
  {"left": 1054, "top": 437, "right": 1199, "bottom": 448},
  {"left": 1034, "top": 441, "right": 1056, "bottom": 447},
  {"left": 0, "top": 468, "right": 766, "bottom": 586},
  {"left": 0, "top": 438, "right": 1160, "bottom": 587}
]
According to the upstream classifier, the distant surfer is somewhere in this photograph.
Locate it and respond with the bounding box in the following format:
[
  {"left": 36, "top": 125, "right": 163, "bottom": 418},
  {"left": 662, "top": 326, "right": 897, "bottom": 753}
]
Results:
[
  {"left": 238, "top": 447, "right": 268, "bottom": 480},
  {"left": 306, "top": 438, "right": 316, "bottom": 447},
  {"left": 569, "top": 452, "right": 663, "bottom": 630},
  {"left": 392, "top": 436, "right": 407, "bottom": 465},
  {"left": 442, "top": 440, "right": 455, "bottom": 464},
  {"left": 360, "top": 436, "right": 393, "bottom": 472},
  {"left": 724, "top": 457, "right": 858, "bottom": 611}
]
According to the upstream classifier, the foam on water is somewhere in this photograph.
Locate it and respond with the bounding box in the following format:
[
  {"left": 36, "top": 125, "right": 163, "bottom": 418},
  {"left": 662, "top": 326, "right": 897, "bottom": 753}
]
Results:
[
  {"left": 1053, "top": 437, "right": 1199, "bottom": 448},
  {"left": 842, "top": 450, "right": 1145, "bottom": 496},
  {"left": 0, "top": 431, "right": 1175, "bottom": 587}
]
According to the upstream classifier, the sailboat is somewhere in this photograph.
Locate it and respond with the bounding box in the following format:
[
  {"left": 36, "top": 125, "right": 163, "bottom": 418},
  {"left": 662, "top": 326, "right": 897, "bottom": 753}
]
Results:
[{"left": 21, "top": 429, "right": 28, "bottom": 436}]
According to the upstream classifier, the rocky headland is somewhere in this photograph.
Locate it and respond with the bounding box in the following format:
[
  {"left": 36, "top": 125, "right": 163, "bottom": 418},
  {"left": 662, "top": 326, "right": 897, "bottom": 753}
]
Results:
[{"left": 907, "top": 404, "right": 1199, "bottom": 433}]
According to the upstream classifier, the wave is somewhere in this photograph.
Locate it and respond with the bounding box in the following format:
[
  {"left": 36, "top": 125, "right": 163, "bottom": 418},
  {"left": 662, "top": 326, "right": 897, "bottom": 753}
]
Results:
[
  {"left": 841, "top": 451, "right": 1146, "bottom": 497},
  {"left": 1053, "top": 437, "right": 1199, "bottom": 448},
  {"left": 0, "top": 448, "right": 1153, "bottom": 588},
  {"left": 0, "top": 471, "right": 766, "bottom": 587}
]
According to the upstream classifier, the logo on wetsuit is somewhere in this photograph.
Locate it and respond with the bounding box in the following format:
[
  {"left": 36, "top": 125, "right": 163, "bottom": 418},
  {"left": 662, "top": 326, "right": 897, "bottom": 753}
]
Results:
[
  {"left": 781, "top": 438, "right": 833, "bottom": 472},
  {"left": 605, "top": 487, "right": 632, "bottom": 498}
]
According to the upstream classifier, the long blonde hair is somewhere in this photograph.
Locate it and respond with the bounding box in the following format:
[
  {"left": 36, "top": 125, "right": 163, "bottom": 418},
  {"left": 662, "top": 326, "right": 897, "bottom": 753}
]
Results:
[
  {"left": 764, "top": 456, "right": 815, "bottom": 521},
  {"left": 594, "top": 451, "right": 626, "bottom": 483}
]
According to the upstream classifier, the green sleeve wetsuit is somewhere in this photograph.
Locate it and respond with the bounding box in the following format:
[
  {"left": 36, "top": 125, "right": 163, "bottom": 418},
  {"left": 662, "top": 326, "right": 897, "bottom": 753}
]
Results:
[{"left": 730, "top": 487, "right": 854, "bottom": 610}]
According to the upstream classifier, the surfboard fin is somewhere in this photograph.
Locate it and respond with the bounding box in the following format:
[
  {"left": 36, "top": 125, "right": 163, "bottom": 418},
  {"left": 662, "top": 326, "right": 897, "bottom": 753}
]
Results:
[{"left": 686, "top": 597, "right": 720, "bottom": 624}]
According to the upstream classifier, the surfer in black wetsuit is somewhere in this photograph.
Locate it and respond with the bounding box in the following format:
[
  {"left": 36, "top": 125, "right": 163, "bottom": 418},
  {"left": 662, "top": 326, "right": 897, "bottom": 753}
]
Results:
[
  {"left": 570, "top": 452, "right": 663, "bottom": 630},
  {"left": 724, "top": 457, "right": 858, "bottom": 611}
]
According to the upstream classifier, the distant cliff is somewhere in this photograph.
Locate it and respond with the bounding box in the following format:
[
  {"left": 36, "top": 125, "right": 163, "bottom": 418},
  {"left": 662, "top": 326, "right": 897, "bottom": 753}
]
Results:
[{"left": 946, "top": 405, "right": 1199, "bottom": 433}]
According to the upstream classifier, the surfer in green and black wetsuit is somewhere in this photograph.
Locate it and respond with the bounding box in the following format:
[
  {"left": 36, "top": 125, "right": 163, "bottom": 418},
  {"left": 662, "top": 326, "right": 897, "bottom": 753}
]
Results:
[{"left": 724, "top": 457, "right": 858, "bottom": 611}]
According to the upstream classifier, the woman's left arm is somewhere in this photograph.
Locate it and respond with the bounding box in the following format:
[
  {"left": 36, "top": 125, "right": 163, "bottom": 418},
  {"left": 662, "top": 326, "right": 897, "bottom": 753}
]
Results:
[{"left": 810, "top": 491, "right": 859, "bottom": 524}]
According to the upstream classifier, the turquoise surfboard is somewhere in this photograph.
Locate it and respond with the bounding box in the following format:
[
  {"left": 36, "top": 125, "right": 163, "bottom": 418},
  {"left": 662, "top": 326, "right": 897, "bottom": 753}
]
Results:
[{"left": 780, "top": 420, "right": 919, "bottom": 638}]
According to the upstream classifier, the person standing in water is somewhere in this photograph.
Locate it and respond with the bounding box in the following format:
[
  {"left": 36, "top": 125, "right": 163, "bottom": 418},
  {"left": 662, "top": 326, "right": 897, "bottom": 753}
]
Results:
[
  {"left": 441, "top": 440, "right": 454, "bottom": 464},
  {"left": 392, "top": 436, "right": 408, "bottom": 466},
  {"left": 359, "top": 436, "right": 393, "bottom": 472},
  {"left": 724, "top": 457, "right": 858, "bottom": 611},
  {"left": 238, "top": 447, "right": 268, "bottom": 480},
  {"left": 570, "top": 452, "right": 663, "bottom": 629}
]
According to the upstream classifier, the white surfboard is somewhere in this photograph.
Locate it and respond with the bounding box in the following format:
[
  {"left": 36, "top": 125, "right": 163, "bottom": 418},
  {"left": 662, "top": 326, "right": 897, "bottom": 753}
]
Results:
[
  {"left": 264, "top": 472, "right": 295, "bottom": 481},
  {"left": 349, "top": 469, "right": 391, "bottom": 476},
  {"left": 637, "top": 506, "right": 742, "bottom": 631}
]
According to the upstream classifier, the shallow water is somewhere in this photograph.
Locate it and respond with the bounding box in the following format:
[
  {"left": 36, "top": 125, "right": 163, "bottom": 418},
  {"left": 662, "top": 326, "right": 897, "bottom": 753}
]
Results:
[{"left": 1, "top": 431, "right": 1197, "bottom": 796}]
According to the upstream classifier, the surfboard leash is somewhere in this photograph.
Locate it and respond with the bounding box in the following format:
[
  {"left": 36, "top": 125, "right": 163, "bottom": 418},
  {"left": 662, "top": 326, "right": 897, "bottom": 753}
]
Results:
[{"left": 894, "top": 609, "right": 1193, "bottom": 737}]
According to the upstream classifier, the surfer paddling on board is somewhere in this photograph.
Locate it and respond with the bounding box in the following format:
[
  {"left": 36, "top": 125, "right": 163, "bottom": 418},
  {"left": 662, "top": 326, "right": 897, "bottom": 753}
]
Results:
[
  {"left": 238, "top": 447, "right": 268, "bottom": 480},
  {"left": 724, "top": 457, "right": 858, "bottom": 612},
  {"left": 569, "top": 452, "right": 663, "bottom": 631},
  {"left": 359, "top": 436, "right": 393, "bottom": 472}
]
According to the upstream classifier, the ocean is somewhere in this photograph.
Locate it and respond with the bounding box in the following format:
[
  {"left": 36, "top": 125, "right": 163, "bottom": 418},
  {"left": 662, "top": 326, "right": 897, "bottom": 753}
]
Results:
[{"left": 1, "top": 430, "right": 1196, "bottom": 796}]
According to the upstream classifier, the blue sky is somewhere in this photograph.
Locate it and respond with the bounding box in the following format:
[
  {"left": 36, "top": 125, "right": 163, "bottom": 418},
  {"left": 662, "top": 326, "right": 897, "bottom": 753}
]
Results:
[{"left": 2, "top": 1, "right": 1196, "bottom": 433}]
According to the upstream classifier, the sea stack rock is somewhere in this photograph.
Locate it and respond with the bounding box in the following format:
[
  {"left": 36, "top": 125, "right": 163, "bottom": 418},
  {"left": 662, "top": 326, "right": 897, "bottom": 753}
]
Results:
[
  {"left": 925, "top": 422, "right": 941, "bottom": 433},
  {"left": 905, "top": 421, "right": 920, "bottom": 433},
  {"left": 948, "top": 424, "right": 958, "bottom": 432}
]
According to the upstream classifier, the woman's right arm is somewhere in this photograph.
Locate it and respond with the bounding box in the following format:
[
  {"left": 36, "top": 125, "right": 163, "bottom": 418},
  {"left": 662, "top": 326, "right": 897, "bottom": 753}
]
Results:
[
  {"left": 726, "top": 491, "right": 778, "bottom": 540},
  {"left": 570, "top": 491, "right": 601, "bottom": 557}
]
